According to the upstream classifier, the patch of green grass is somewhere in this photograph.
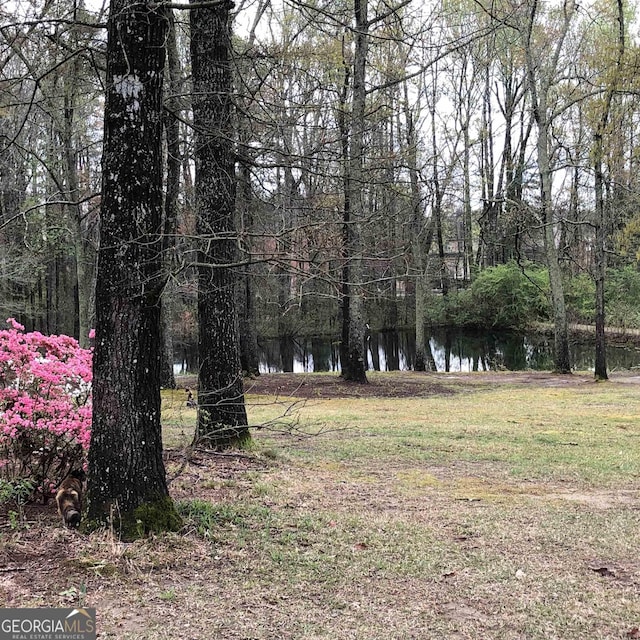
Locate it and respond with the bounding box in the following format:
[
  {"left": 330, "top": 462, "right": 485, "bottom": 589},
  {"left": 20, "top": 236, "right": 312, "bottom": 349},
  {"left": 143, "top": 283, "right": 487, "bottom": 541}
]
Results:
[
  {"left": 158, "top": 588, "right": 176, "bottom": 602},
  {"left": 160, "top": 388, "right": 197, "bottom": 448},
  {"left": 164, "top": 481, "right": 640, "bottom": 638},
  {"left": 83, "top": 373, "right": 640, "bottom": 639},
  {"left": 247, "top": 382, "right": 640, "bottom": 487},
  {"left": 177, "top": 499, "right": 271, "bottom": 533}
]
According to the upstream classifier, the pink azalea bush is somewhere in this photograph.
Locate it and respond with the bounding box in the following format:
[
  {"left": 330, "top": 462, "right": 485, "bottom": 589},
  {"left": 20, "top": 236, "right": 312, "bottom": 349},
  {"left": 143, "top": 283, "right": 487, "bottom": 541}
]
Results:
[{"left": 0, "top": 319, "right": 92, "bottom": 502}]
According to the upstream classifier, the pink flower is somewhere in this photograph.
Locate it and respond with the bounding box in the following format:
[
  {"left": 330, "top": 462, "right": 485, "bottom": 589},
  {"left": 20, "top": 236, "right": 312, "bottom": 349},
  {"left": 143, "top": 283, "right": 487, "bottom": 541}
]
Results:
[
  {"left": 6, "top": 318, "right": 25, "bottom": 332},
  {"left": 0, "top": 320, "right": 93, "bottom": 489}
]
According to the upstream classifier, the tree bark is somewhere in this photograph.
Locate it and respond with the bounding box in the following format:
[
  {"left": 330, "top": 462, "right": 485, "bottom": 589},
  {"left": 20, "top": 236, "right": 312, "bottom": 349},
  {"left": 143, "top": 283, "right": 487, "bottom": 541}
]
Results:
[
  {"left": 159, "top": 9, "right": 182, "bottom": 390},
  {"left": 87, "top": 0, "right": 180, "bottom": 537},
  {"left": 236, "top": 159, "right": 260, "bottom": 377},
  {"left": 191, "top": 0, "right": 250, "bottom": 448},
  {"left": 63, "top": 66, "right": 94, "bottom": 348},
  {"left": 537, "top": 108, "right": 571, "bottom": 373},
  {"left": 593, "top": 0, "right": 624, "bottom": 381},
  {"left": 341, "top": 0, "right": 369, "bottom": 383},
  {"left": 237, "top": 0, "right": 273, "bottom": 376},
  {"left": 404, "top": 85, "right": 435, "bottom": 372}
]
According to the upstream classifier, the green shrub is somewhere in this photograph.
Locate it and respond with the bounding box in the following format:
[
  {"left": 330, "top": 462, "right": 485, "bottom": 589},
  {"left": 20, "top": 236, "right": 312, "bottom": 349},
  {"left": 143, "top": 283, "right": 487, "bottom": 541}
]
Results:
[
  {"left": 423, "top": 263, "right": 550, "bottom": 330},
  {"left": 605, "top": 267, "right": 640, "bottom": 330},
  {"left": 565, "top": 273, "right": 595, "bottom": 324},
  {"left": 423, "top": 291, "right": 446, "bottom": 326},
  {"left": 563, "top": 267, "right": 640, "bottom": 330},
  {"left": 548, "top": 267, "right": 640, "bottom": 330},
  {"left": 467, "top": 262, "right": 550, "bottom": 329},
  {"left": 606, "top": 266, "right": 640, "bottom": 304},
  {"left": 606, "top": 302, "right": 640, "bottom": 329},
  {"left": 0, "top": 478, "right": 35, "bottom": 529},
  {"left": 441, "top": 289, "right": 476, "bottom": 326}
]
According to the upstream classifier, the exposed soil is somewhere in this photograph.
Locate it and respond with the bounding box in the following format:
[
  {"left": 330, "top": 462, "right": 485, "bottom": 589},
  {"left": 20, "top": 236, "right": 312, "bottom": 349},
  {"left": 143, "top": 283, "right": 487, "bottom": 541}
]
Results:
[
  {"left": 243, "top": 371, "right": 459, "bottom": 398},
  {"left": 240, "top": 369, "right": 606, "bottom": 399}
]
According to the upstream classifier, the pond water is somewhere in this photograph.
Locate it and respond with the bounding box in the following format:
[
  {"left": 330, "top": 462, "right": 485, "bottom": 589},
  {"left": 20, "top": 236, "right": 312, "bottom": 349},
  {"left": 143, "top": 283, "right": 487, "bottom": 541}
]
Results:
[{"left": 253, "top": 329, "right": 640, "bottom": 374}]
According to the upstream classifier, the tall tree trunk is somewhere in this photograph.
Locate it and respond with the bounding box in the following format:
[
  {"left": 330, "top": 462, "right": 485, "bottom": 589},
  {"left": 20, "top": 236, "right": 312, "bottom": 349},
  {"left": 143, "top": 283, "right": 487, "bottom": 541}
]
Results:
[
  {"left": 87, "top": 0, "right": 180, "bottom": 537},
  {"left": 462, "top": 120, "right": 473, "bottom": 281},
  {"left": 501, "top": 69, "right": 517, "bottom": 263},
  {"left": 593, "top": 0, "right": 624, "bottom": 381},
  {"left": 429, "top": 85, "right": 449, "bottom": 302},
  {"left": 237, "top": 162, "right": 260, "bottom": 377},
  {"left": 234, "top": 0, "right": 265, "bottom": 378},
  {"left": 478, "top": 57, "right": 498, "bottom": 268},
  {"left": 341, "top": 0, "right": 369, "bottom": 383},
  {"left": 338, "top": 20, "right": 368, "bottom": 382},
  {"left": 536, "top": 96, "right": 571, "bottom": 373},
  {"left": 61, "top": 5, "right": 95, "bottom": 347},
  {"left": 159, "top": 9, "right": 181, "bottom": 390},
  {"left": 63, "top": 73, "right": 94, "bottom": 347},
  {"left": 191, "top": 0, "right": 250, "bottom": 448},
  {"left": 524, "top": 0, "right": 575, "bottom": 374},
  {"left": 593, "top": 141, "right": 608, "bottom": 380},
  {"left": 338, "top": 42, "right": 351, "bottom": 377},
  {"left": 403, "top": 81, "right": 436, "bottom": 373},
  {"left": 385, "top": 110, "right": 399, "bottom": 330}
]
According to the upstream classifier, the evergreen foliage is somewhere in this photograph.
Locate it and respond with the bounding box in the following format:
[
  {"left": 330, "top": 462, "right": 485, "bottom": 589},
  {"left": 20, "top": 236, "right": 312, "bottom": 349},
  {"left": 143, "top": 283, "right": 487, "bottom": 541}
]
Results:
[
  {"left": 605, "top": 267, "right": 640, "bottom": 329},
  {"left": 426, "top": 263, "right": 550, "bottom": 330}
]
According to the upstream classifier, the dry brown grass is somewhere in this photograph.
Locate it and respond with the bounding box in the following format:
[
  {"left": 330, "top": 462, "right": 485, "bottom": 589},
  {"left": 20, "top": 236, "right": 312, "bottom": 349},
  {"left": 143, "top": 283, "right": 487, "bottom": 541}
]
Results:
[{"left": 1, "top": 371, "right": 639, "bottom": 639}]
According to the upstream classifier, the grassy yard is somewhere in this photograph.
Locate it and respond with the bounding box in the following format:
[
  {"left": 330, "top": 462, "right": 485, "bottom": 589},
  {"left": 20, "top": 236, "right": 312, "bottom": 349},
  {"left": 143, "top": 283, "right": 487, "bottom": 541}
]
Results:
[{"left": 1, "top": 371, "right": 639, "bottom": 639}]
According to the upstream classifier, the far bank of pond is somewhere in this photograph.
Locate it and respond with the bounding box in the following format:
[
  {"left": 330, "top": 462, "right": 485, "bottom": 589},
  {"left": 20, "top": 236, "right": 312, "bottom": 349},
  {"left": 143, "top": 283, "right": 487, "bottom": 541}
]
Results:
[{"left": 175, "top": 327, "right": 640, "bottom": 375}]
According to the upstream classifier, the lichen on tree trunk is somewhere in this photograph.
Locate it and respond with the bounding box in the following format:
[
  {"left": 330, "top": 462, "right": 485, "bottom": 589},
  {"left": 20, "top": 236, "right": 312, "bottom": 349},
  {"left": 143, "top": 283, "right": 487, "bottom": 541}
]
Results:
[{"left": 87, "top": 0, "right": 181, "bottom": 536}]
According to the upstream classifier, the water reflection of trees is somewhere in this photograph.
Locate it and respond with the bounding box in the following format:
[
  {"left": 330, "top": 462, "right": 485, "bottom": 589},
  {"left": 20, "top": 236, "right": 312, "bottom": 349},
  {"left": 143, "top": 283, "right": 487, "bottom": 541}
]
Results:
[
  {"left": 430, "top": 331, "right": 556, "bottom": 372},
  {"left": 177, "top": 330, "right": 640, "bottom": 374}
]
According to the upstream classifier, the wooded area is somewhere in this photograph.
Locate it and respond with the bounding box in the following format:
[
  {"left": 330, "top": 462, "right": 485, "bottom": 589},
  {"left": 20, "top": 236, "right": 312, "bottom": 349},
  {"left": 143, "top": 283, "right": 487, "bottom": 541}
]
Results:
[
  {"left": 3, "top": 0, "right": 640, "bottom": 367},
  {"left": 3, "top": 0, "right": 640, "bottom": 528}
]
